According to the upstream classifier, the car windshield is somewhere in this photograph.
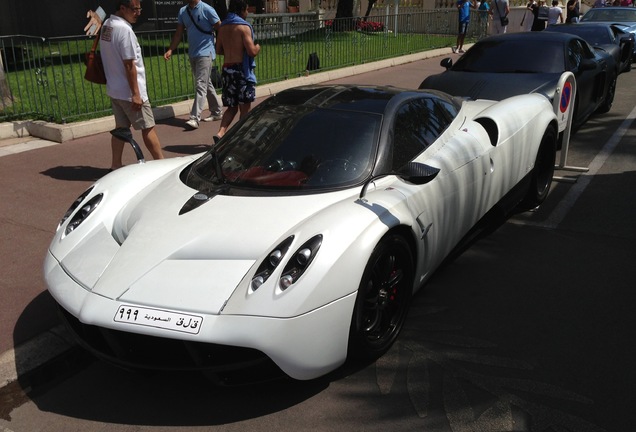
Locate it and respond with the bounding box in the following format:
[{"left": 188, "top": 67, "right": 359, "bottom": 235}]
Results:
[
  {"left": 452, "top": 39, "right": 565, "bottom": 73},
  {"left": 581, "top": 9, "right": 636, "bottom": 23},
  {"left": 548, "top": 26, "right": 611, "bottom": 45},
  {"left": 185, "top": 105, "right": 380, "bottom": 191}
]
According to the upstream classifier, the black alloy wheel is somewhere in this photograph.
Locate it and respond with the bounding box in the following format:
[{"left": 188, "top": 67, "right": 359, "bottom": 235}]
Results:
[
  {"left": 348, "top": 234, "right": 414, "bottom": 361},
  {"left": 520, "top": 126, "right": 557, "bottom": 210}
]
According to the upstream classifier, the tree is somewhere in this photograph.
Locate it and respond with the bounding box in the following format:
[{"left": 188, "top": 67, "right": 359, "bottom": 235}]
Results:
[
  {"left": 334, "top": 0, "right": 356, "bottom": 30},
  {"left": 363, "top": 0, "right": 378, "bottom": 20}
]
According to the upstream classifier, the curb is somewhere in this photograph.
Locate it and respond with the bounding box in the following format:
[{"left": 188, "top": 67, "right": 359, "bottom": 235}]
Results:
[{"left": 0, "top": 48, "right": 449, "bottom": 144}]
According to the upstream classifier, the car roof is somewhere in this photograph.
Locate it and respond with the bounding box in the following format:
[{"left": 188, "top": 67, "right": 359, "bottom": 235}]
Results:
[
  {"left": 267, "top": 85, "right": 449, "bottom": 115},
  {"left": 479, "top": 31, "right": 578, "bottom": 44}
]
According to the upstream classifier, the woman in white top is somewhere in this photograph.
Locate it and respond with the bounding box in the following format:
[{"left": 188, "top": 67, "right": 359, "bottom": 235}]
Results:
[{"left": 547, "top": 0, "right": 564, "bottom": 25}]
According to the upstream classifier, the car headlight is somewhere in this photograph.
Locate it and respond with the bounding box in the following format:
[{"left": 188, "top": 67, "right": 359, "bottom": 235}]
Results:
[
  {"left": 58, "top": 187, "right": 94, "bottom": 231},
  {"left": 64, "top": 193, "right": 103, "bottom": 235},
  {"left": 251, "top": 236, "right": 294, "bottom": 291},
  {"left": 279, "top": 234, "right": 322, "bottom": 290}
]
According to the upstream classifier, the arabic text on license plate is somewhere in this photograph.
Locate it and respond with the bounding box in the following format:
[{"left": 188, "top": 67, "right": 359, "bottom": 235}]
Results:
[{"left": 114, "top": 305, "right": 203, "bottom": 335}]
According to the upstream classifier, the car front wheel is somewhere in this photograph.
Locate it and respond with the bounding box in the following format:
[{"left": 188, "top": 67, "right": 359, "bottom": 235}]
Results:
[
  {"left": 520, "top": 126, "right": 557, "bottom": 210},
  {"left": 597, "top": 74, "right": 617, "bottom": 114},
  {"left": 348, "top": 234, "right": 414, "bottom": 362}
]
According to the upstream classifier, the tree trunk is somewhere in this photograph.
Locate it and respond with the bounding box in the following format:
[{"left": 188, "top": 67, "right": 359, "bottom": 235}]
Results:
[
  {"left": 334, "top": 0, "right": 356, "bottom": 30},
  {"left": 364, "top": 0, "right": 377, "bottom": 19}
]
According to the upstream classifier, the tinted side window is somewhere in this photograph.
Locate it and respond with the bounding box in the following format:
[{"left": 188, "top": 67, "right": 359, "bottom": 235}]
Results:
[
  {"left": 392, "top": 98, "right": 451, "bottom": 170},
  {"left": 568, "top": 40, "right": 585, "bottom": 69}
]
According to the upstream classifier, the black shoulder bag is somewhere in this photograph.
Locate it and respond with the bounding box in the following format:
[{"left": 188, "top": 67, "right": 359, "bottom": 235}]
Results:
[
  {"left": 186, "top": 7, "right": 213, "bottom": 35},
  {"left": 495, "top": 0, "right": 509, "bottom": 26}
]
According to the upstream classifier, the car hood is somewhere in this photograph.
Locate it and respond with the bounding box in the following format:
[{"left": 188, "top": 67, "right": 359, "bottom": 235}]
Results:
[
  {"left": 421, "top": 71, "right": 558, "bottom": 101},
  {"left": 57, "top": 171, "right": 360, "bottom": 314}
]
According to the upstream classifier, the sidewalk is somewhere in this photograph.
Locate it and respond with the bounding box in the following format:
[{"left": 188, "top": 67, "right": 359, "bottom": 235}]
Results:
[{"left": 0, "top": 48, "right": 453, "bottom": 388}]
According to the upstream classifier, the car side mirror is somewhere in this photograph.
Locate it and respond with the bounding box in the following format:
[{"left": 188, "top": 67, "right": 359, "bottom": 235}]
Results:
[
  {"left": 440, "top": 58, "right": 453, "bottom": 70},
  {"left": 395, "top": 162, "right": 440, "bottom": 185},
  {"left": 358, "top": 162, "right": 441, "bottom": 199}
]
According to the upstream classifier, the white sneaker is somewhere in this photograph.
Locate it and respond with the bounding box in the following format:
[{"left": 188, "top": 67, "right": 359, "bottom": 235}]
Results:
[
  {"left": 458, "top": 49, "right": 465, "bottom": 54},
  {"left": 186, "top": 119, "right": 199, "bottom": 129},
  {"left": 203, "top": 112, "right": 223, "bottom": 122},
  {"left": 452, "top": 46, "right": 457, "bottom": 53}
]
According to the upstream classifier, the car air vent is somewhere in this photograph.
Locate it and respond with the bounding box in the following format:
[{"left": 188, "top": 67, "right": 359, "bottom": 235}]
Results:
[{"left": 474, "top": 118, "right": 499, "bottom": 147}]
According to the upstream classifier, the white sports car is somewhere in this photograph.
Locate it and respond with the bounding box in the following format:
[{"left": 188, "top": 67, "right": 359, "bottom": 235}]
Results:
[{"left": 44, "top": 85, "right": 557, "bottom": 381}]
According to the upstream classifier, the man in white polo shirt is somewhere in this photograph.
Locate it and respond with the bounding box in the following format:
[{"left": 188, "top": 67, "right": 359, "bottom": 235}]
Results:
[{"left": 100, "top": 0, "right": 164, "bottom": 170}]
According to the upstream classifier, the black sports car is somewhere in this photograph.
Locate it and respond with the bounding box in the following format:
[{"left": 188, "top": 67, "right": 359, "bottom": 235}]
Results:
[
  {"left": 419, "top": 32, "right": 617, "bottom": 130},
  {"left": 546, "top": 23, "right": 634, "bottom": 73},
  {"left": 579, "top": 7, "right": 636, "bottom": 61}
]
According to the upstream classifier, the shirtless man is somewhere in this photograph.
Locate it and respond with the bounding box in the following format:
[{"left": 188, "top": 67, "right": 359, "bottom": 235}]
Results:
[{"left": 214, "top": 0, "right": 260, "bottom": 142}]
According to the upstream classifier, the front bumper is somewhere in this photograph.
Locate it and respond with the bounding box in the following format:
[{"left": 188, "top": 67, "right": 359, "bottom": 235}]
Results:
[{"left": 45, "top": 251, "right": 356, "bottom": 380}]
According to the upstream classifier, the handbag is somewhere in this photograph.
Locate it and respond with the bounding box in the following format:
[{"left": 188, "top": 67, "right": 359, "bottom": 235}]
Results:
[
  {"left": 84, "top": 35, "right": 106, "bottom": 85},
  {"left": 495, "top": 0, "right": 509, "bottom": 27}
]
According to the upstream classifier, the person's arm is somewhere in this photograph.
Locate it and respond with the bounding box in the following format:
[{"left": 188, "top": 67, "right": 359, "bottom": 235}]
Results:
[
  {"left": 215, "top": 27, "right": 224, "bottom": 57},
  {"left": 123, "top": 59, "right": 142, "bottom": 109},
  {"left": 242, "top": 26, "right": 260, "bottom": 58},
  {"left": 164, "top": 24, "right": 185, "bottom": 60},
  {"left": 84, "top": 6, "right": 106, "bottom": 36}
]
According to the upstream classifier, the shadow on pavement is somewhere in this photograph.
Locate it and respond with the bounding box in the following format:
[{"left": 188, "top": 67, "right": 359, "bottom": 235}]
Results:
[{"left": 40, "top": 166, "right": 111, "bottom": 182}]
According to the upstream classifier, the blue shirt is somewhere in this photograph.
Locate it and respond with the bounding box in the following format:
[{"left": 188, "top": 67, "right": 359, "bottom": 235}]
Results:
[
  {"left": 178, "top": 2, "right": 220, "bottom": 58},
  {"left": 458, "top": 0, "right": 472, "bottom": 23}
]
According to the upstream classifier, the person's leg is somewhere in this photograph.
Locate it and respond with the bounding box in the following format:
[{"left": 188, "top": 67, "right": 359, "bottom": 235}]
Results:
[
  {"left": 216, "top": 64, "right": 242, "bottom": 140},
  {"left": 111, "top": 136, "right": 125, "bottom": 170},
  {"left": 238, "top": 103, "right": 251, "bottom": 119},
  {"left": 237, "top": 79, "right": 256, "bottom": 120},
  {"left": 453, "top": 21, "right": 461, "bottom": 52},
  {"left": 217, "top": 106, "right": 238, "bottom": 139},
  {"left": 458, "top": 22, "right": 467, "bottom": 51},
  {"left": 134, "top": 101, "right": 164, "bottom": 160},
  {"left": 206, "top": 57, "right": 222, "bottom": 119},
  {"left": 190, "top": 56, "right": 212, "bottom": 123},
  {"left": 141, "top": 127, "right": 164, "bottom": 160},
  {"left": 110, "top": 98, "right": 131, "bottom": 170}
]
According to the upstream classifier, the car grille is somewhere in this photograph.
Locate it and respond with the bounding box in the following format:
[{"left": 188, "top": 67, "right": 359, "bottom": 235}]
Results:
[{"left": 58, "top": 306, "right": 277, "bottom": 378}]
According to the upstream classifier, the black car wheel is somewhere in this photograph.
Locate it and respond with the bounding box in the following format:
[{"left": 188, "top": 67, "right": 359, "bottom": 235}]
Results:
[
  {"left": 597, "top": 74, "right": 617, "bottom": 114},
  {"left": 348, "top": 234, "right": 414, "bottom": 362},
  {"left": 520, "top": 126, "right": 557, "bottom": 210}
]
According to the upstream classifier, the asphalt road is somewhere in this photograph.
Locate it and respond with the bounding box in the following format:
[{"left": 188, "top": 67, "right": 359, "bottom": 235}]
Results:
[{"left": 1, "top": 52, "right": 635, "bottom": 432}]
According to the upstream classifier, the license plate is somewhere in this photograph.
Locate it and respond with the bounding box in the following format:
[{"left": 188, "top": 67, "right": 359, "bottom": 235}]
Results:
[{"left": 114, "top": 305, "right": 203, "bottom": 335}]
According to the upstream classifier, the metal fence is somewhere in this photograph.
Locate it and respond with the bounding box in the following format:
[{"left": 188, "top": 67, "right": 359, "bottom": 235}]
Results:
[{"left": 0, "top": 10, "right": 486, "bottom": 124}]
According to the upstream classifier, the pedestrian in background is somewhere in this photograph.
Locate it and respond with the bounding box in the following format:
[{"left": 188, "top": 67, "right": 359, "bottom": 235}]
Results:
[
  {"left": 100, "top": 0, "right": 164, "bottom": 170},
  {"left": 453, "top": 0, "right": 477, "bottom": 54},
  {"left": 478, "top": 0, "right": 491, "bottom": 32},
  {"left": 164, "top": 0, "right": 223, "bottom": 130},
  {"left": 521, "top": 0, "right": 536, "bottom": 32},
  {"left": 547, "top": 0, "right": 564, "bottom": 25},
  {"left": 566, "top": 0, "right": 580, "bottom": 23},
  {"left": 214, "top": 0, "right": 260, "bottom": 142},
  {"left": 491, "top": 0, "right": 510, "bottom": 35}
]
